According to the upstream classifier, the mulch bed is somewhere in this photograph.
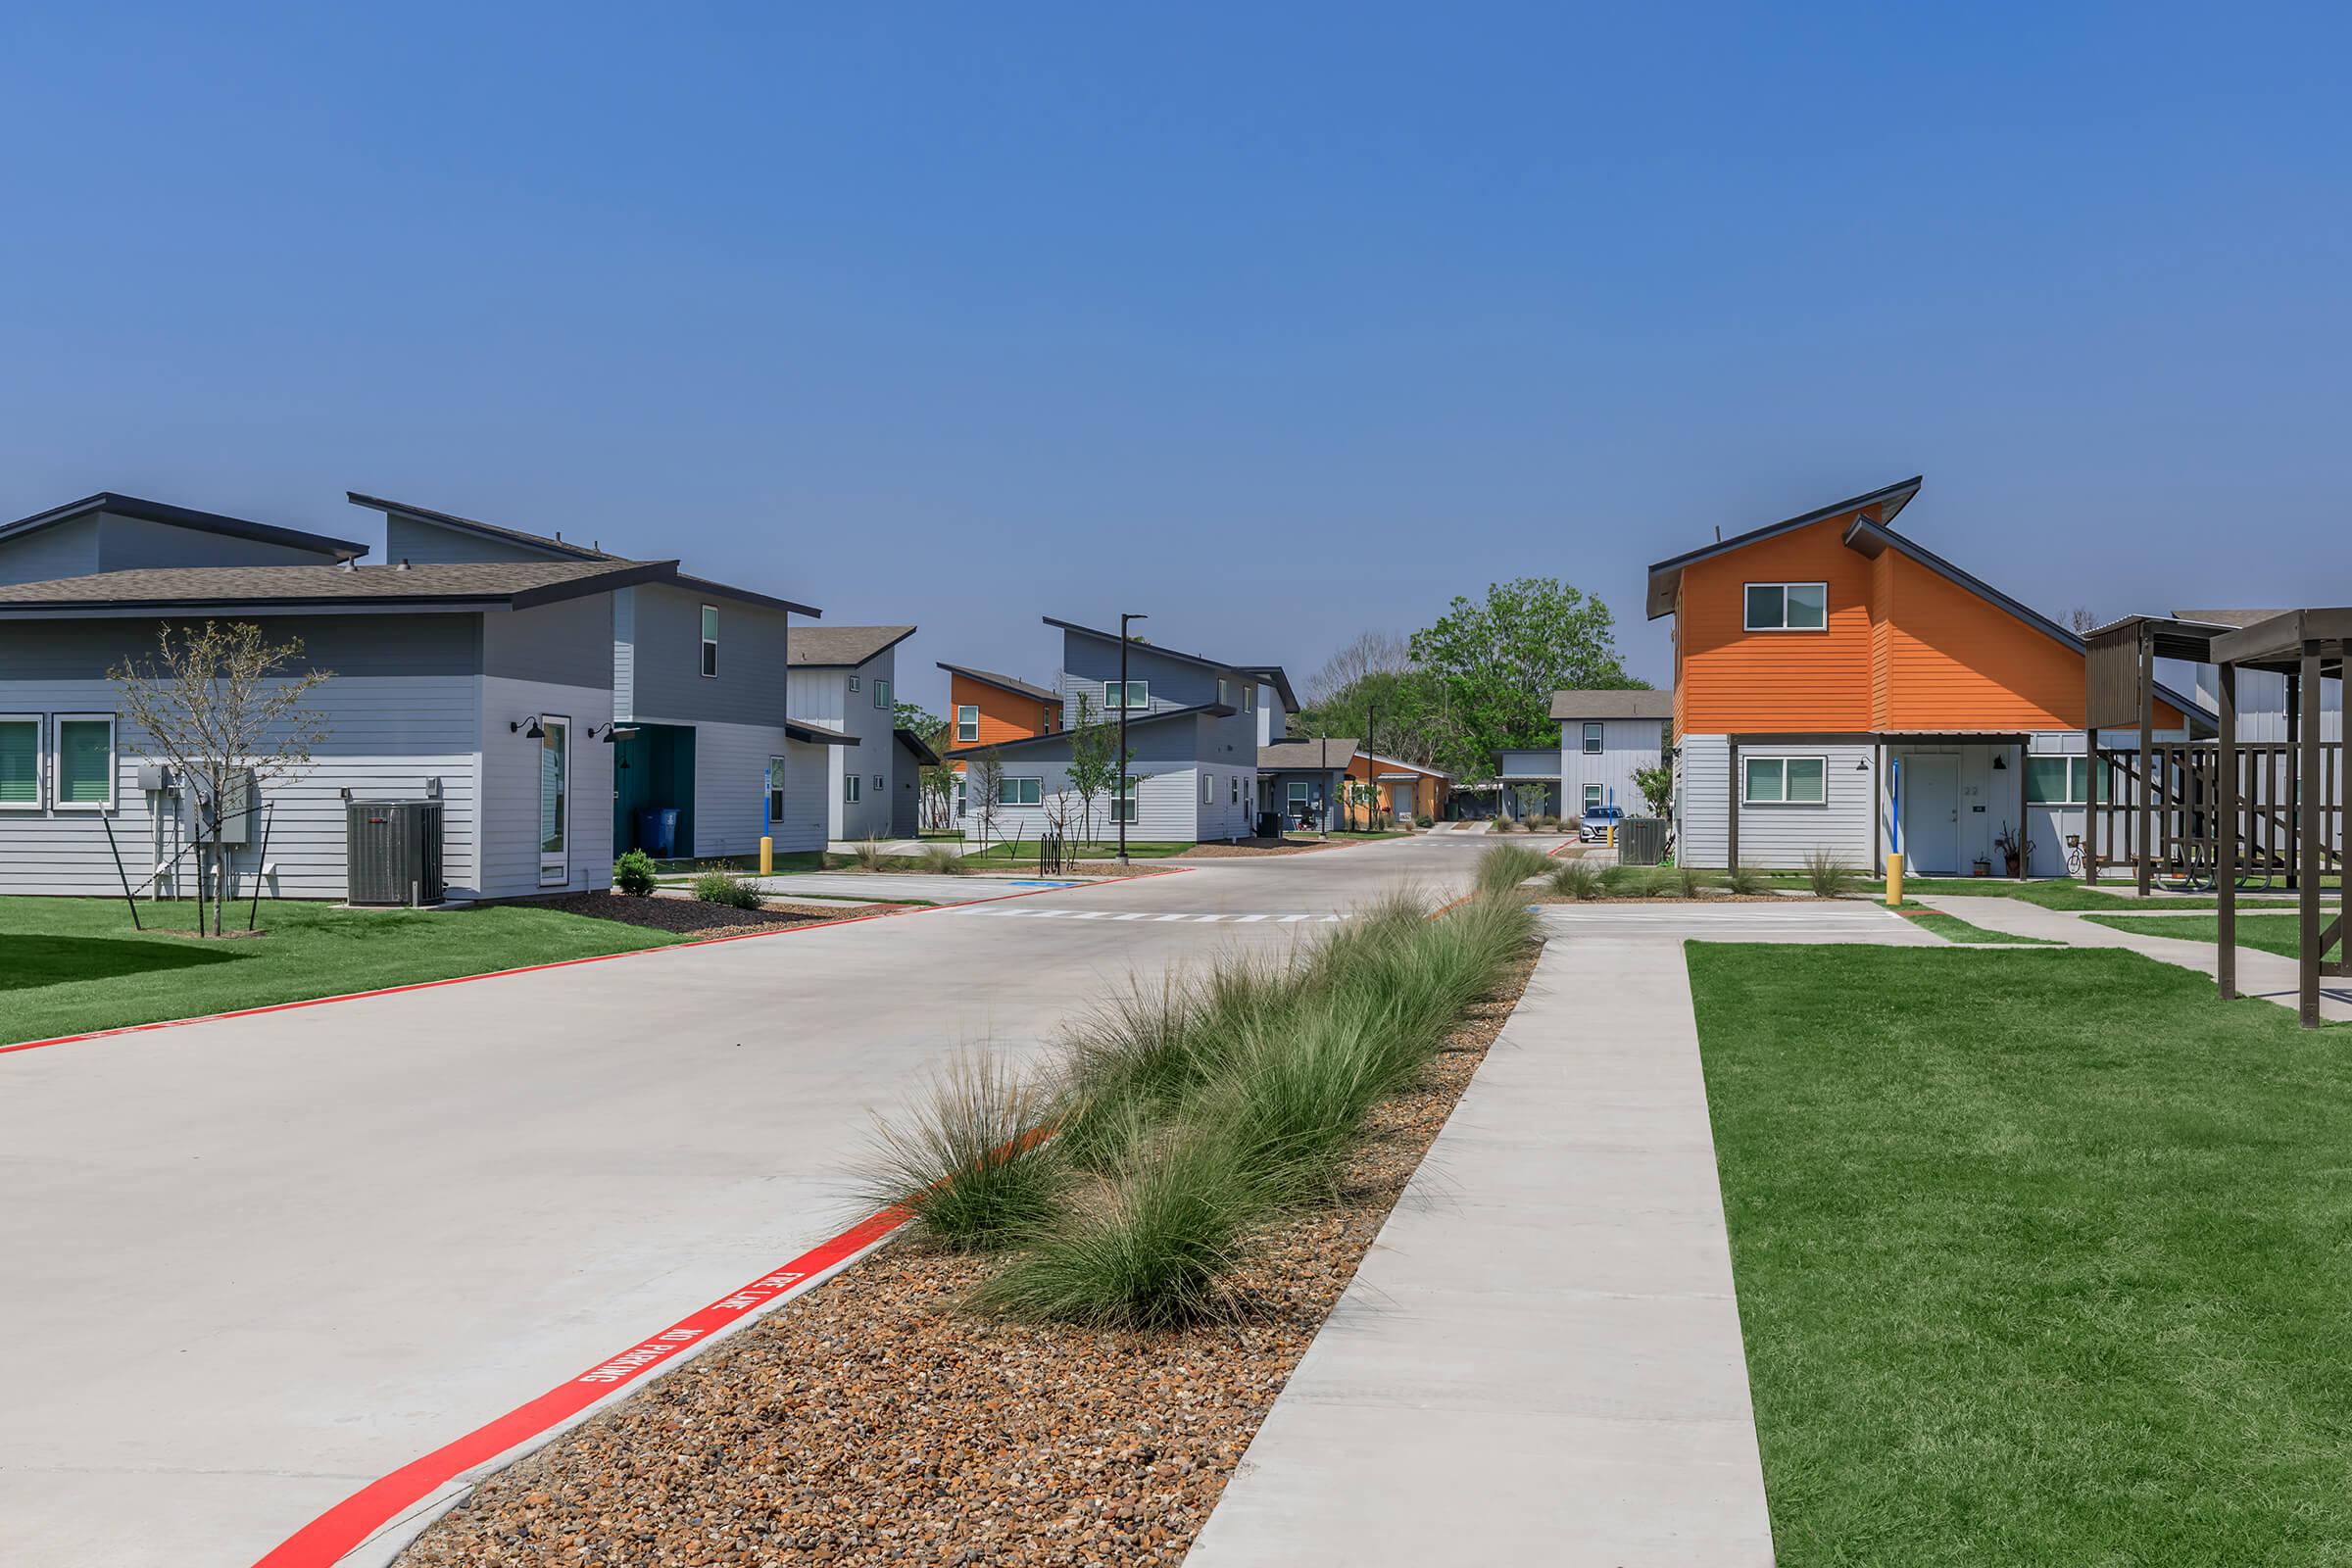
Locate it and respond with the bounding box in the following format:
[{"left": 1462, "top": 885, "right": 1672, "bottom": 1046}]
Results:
[
  {"left": 1525, "top": 890, "right": 1813, "bottom": 905},
  {"left": 530, "top": 891, "right": 897, "bottom": 938},
  {"left": 398, "top": 948, "right": 1543, "bottom": 1567},
  {"left": 1170, "top": 838, "right": 1333, "bottom": 858}
]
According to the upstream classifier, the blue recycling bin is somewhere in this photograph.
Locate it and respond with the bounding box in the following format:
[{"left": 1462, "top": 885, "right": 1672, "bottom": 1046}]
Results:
[{"left": 635, "top": 807, "right": 679, "bottom": 859}]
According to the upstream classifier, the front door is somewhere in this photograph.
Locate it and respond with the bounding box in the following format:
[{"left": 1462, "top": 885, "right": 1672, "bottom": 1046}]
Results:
[
  {"left": 538, "top": 715, "right": 570, "bottom": 887},
  {"left": 1900, "top": 756, "right": 1959, "bottom": 874},
  {"left": 1392, "top": 782, "right": 1414, "bottom": 822}
]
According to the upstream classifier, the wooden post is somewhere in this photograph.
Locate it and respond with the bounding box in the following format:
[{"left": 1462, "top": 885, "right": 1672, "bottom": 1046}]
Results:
[
  {"left": 2015, "top": 738, "right": 2031, "bottom": 879},
  {"left": 2083, "top": 722, "right": 2099, "bottom": 884},
  {"left": 2218, "top": 662, "right": 2237, "bottom": 1001},
  {"left": 2136, "top": 625, "right": 2155, "bottom": 896},
  {"left": 2299, "top": 642, "right": 2323, "bottom": 1027},
  {"left": 1727, "top": 736, "right": 1741, "bottom": 872},
  {"left": 2285, "top": 670, "right": 2301, "bottom": 890}
]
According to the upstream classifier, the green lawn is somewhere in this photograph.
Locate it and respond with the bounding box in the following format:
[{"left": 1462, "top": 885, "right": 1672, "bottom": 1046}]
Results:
[
  {"left": 0, "top": 897, "right": 686, "bottom": 1047},
  {"left": 1689, "top": 943, "right": 2352, "bottom": 1564},
  {"left": 2086, "top": 911, "right": 2344, "bottom": 963},
  {"left": 1871, "top": 876, "right": 2331, "bottom": 913},
  {"left": 1894, "top": 907, "right": 2058, "bottom": 945}
]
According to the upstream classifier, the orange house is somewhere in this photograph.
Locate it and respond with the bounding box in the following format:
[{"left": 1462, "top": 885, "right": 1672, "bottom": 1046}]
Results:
[
  {"left": 1343, "top": 751, "right": 1449, "bottom": 827},
  {"left": 1650, "top": 477, "right": 2209, "bottom": 875},
  {"left": 935, "top": 662, "right": 1062, "bottom": 820}
]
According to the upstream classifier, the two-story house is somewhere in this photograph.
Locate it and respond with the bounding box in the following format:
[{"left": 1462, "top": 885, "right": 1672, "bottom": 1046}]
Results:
[
  {"left": 1525, "top": 689, "right": 1674, "bottom": 822},
  {"left": 0, "top": 489, "right": 833, "bottom": 905},
  {"left": 784, "top": 624, "right": 918, "bottom": 841},
  {"left": 1650, "top": 476, "right": 2211, "bottom": 875},
  {"left": 947, "top": 617, "right": 1295, "bottom": 845},
  {"left": 935, "top": 662, "right": 1062, "bottom": 826}
]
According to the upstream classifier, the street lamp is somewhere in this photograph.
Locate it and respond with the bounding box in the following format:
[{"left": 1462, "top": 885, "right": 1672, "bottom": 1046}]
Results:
[{"left": 1118, "top": 611, "right": 1147, "bottom": 863}]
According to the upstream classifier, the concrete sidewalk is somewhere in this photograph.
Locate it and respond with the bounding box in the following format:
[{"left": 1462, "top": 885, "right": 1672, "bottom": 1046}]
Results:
[
  {"left": 1923, "top": 894, "right": 2352, "bottom": 1023},
  {"left": 1189, "top": 929, "right": 1779, "bottom": 1567}
]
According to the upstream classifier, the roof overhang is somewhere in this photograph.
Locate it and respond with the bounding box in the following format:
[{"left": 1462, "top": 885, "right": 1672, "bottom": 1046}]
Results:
[
  {"left": 1645, "top": 476, "right": 1923, "bottom": 620},
  {"left": 894, "top": 726, "right": 942, "bottom": 766},
  {"left": 790, "top": 626, "right": 920, "bottom": 667},
  {"left": 936, "top": 662, "right": 1061, "bottom": 706},
  {"left": 946, "top": 701, "right": 1231, "bottom": 758},
  {"left": 2212, "top": 609, "right": 2352, "bottom": 673},
  {"left": 1, "top": 492, "right": 367, "bottom": 561},
  {"left": 0, "top": 558, "right": 677, "bottom": 617},
  {"left": 784, "top": 721, "right": 861, "bottom": 747},
  {"left": 1041, "top": 616, "right": 1295, "bottom": 708}
]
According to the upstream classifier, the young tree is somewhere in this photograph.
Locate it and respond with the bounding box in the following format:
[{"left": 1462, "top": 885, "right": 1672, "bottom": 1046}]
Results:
[
  {"left": 1409, "top": 577, "right": 1639, "bottom": 780},
  {"left": 893, "top": 700, "right": 946, "bottom": 740},
  {"left": 110, "top": 620, "right": 333, "bottom": 935},
  {"left": 918, "top": 762, "right": 958, "bottom": 831},
  {"left": 1064, "top": 692, "right": 1116, "bottom": 847},
  {"left": 968, "top": 747, "right": 1006, "bottom": 854},
  {"left": 1511, "top": 782, "right": 1551, "bottom": 822},
  {"left": 1345, "top": 779, "right": 1380, "bottom": 831},
  {"left": 1632, "top": 761, "right": 1675, "bottom": 818}
]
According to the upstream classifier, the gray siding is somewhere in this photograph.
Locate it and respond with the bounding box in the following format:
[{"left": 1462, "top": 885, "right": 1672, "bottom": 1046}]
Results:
[
  {"left": 1058, "top": 634, "right": 1224, "bottom": 720},
  {"left": 98, "top": 513, "right": 345, "bottom": 571},
  {"left": 692, "top": 719, "right": 799, "bottom": 861},
  {"left": 774, "top": 738, "right": 829, "bottom": 854},
  {"left": 631, "top": 584, "right": 791, "bottom": 729},
  {"left": 385, "top": 513, "right": 572, "bottom": 564},
  {"left": 0, "top": 514, "right": 101, "bottom": 586},
  {"left": 612, "top": 588, "right": 637, "bottom": 721}
]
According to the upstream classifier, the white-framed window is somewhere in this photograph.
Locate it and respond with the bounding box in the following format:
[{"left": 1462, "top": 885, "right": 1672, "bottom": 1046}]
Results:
[
  {"left": 1743, "top": 581, "right": 1828, "bottom": 631},
  {"left": 1216, "top": 678, "right": 1232, "bottom": 708},
  {"left": 700, "top": 606, "right": 718, "bottom": 676},
  {"left": 1103, "top": 681, "right": 1150, "bottom": 710},
  {"left": 0, "top": 713, "right": 41, "bottom": 809},
  {"left": 1111, "top": 773, "right": 1139, "bottom": 824},
  {"left": 1204, "top": 772, "right": 1216, "bottom": 806},
  {"left": 1287, "top": 780, "right": 1312, "bottom": 806},
  {"left": 848, "top": 673, "right": 860, "bottom": 691},
  {"left": 872, "top": 773, "right": 885, "bottom": 791},
  {"left": 873, "top": 677, "right": 891, "bottom": 710},
  {"left": 997, "top": 775, "right": 1043, "bottom": 807},
  {"left": 1582, "top": 721, "right": 1602, "bottom": 755},
  {"left": 1231, "top": 775, "right": 1241, "bottom": 804},
  {"left": 1584, "top": 784, "right": 1603, "bottom": 812},
  {"left": 1244, "top": 685, "right": 1255, "bottom": 712},
  {"left": 2025, "top": 756, "right": 2102, "bottom": 805},
  {"left": 53, "top": 713, "right": 116, "bottom": 810},
  {"left": 844, "top": 773, "right": 861, "bottom": 804},
  {"left": 1742, "top": 755, "right": 1827, "bottom": 805},
  {"left": 956, "top": 705, "right": 979, "bottom": 743}
]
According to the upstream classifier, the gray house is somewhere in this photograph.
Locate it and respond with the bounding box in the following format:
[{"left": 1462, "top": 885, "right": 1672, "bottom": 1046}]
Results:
[
  {"left": 1544, "top": 689, "right": 1673, "bottom": 821},
  {"left": 783, "top": 625, "right": 919, "bottom": 842},
  {"left": 949, "top": 617, "right": 1295, "bottom": 845},
  {"left": 1257, "top": 737, "right": 1357, "bottom": 831},
  {"left": 0, "top": 490, "right": 830, "bottom": 903}
]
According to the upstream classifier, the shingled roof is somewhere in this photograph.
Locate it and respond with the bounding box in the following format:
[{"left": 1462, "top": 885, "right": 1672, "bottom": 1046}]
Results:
[
  {"left": 788, "top": 625, "right": 918, "bottom": 667},
  {"left": 0, "top": 559, "right": 672, "bottom": 612},
  {"left": 1549, "top": 689, "right": 1672, "bottom": 720}
]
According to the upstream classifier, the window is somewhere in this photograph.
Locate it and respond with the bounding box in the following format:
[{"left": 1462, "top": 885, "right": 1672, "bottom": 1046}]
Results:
[
  {"left": 1231, "top": 775, "right": 1241, "bottom": 804},
  {"left": 1742, "top": 755, "right": 1826, "bottom": 805},
  {"left": 873, "top": 677, "right": 891, "bottom": 710},
  {"left": 54, "top": 714, "right": 115, "bottom": 810},
  {"left": 701, "top": 606, "right": 718, "bottom": 676},
  {"left": 1103, "top": 681, "right": 1149, "bottom": 710},
  {"left": 956, "top": 705, "right": 979, "bottom": 743},
  {"left": 1584, "top": 784, "right": 1603, "bottom": 812},
  {"left": 767, "top": 757, "right": 787, "bottom": 826},
  {"left": 0, "top": 714, "right": 39, "bottom": 808},
  {"left": 844, "top": 773, "right": 861, "bottom": 804},
  {"left": 1288, "top": 780, "right": 1312, "bottom": 806},
  {"left": 1743, "top": 581, "right": 1828, "bottom": 631},
  {"left": 1111, "top": 773, "right": 1139, "bottom": 824},
  {"left": 1217, "top": 678, "right": 1232, "bottom": 708},
  {"left": 848, "top": 673, "right": 860, "bottom": 691},
  {"left": 1204, "top": 772, "right": 1216, "bottom": 805},
  {"left": 2025, "top": 756, "right": 2101, "bottom": 806},
  {"left": 996, "top": 776, "right": 1043, "bottom": 807},
  {"left": 872, "top": 773, "right": 885, "bottom": 791},
  {"left": 1582, "top": 721, "right": 1602, "bottom": 755},
  {"left": 1244, "top": 685, "right": 1255, "bottom": 712}
]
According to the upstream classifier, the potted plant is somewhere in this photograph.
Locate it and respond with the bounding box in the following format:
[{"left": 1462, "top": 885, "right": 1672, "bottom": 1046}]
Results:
[
  {"left": 1972, "top": 857, "right": 1992, "bottom": 877},
  {"left": 1994, "top": 822, "right": 2034, "bottom": 878}
]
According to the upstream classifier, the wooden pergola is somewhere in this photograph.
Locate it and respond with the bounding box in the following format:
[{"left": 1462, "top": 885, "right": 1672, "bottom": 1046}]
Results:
[{"left": 2209, "top": 611, "right": 2349, "bottom": 1027}]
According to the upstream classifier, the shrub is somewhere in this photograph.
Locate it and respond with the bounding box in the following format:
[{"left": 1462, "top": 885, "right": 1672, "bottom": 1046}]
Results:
[
  {"left": 1600, "top": 861, "right": 1652, "bottom": 897},
  {"left": 1474, "top": 844, "right": 1555, "bottom": 896},
  {"left": 853, "top": 836, "right": 890, "bottom": 871},
  {"left": 1414, "top": 812, "right": 1435, "bottom": 828},
  {"left": 1550, "top": 858, "right": 1605, "bottom": 900},
  {"left": 855, "top": 1052, "right": 1064, "bottom": 1252},
  {"left": 1673, "top": 862, "right": 1716, "bottom": 899},
  {"left": 1724, "top": 863, "right": 1770, "bottom": 895},
  {"left": 692, "top": 868, "right": 762, "bottom": 908},
  {"left": 919, "top": 842, "right": 968, "bottom": 876},
  {"left": 612, "top": 849, "right": 658, "bottom": 896},
  {"left": 1802, "top": 848, "right": 1858, "bottom": 898},
  {"left": 1488, "top": 815, "right": 1515, "bottom": 833}
]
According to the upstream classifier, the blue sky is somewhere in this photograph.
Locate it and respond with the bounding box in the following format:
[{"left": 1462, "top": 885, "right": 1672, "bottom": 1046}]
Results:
[{"left": 3, "top": 3, "right": 2344, "bottom": 711}]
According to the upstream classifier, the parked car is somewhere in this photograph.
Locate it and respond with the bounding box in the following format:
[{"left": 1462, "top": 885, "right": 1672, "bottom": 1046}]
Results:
[{"left": 1578, "top": 804, "right": 1626, "bottom": 843}]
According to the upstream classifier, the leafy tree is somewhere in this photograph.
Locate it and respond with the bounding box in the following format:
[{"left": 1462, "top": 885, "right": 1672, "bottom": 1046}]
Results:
[
  {"left": 1408, "top": 578, "right": 1639, "bottom": 780},
  {"left": 893, "top": 701, "right": 945, "bottom": 741},
  {"left": 110, "top": 620, "right": 332, "bottom": 935},
  {"left": 1064, "top": 692, "right": 1116, "bottom": 846},
  {"left": 1633, "top": 761, "right": 1675, "bottom": 818},
  {"left": 1295, "top": 667, "right": 1447, "bottom": 770},
  {"left": 1511, "top": 782, "right": 1551, "bottom": 821},
  {"left": 969, "top": 748, "right": 1006, "bottom": 853}
]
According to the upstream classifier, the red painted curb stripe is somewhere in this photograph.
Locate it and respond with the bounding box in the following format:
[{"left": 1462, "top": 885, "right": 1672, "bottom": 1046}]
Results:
[
  {"left": 0, "top": 866, "right": 1189, "bottom": 1058},
  {"left": 251, "top": 1206, "right": 909, "bottom": 1568}
]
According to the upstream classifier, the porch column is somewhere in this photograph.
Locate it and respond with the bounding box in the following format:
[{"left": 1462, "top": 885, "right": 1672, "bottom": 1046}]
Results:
[
  {"left": 2015, "top": 738, "right": 2030, "bottom": 879},
  {"left": 2299, "top": 641, "right": 2323, "bottom": 1027},
  {"left": 2083, "top": 721, "right": 2099, "bottom": 885},
  {"left": 2136, "top": 624, "right": 2155, "bottom": 897},
  {"left": 1726, "top": 736, "right": 1740, "bottom": 871},
  {"left": 2217, "top": 661, "right": 2237, "bottom": 1001}
]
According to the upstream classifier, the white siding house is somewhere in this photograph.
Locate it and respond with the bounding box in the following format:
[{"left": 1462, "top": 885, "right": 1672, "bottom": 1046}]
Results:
[{"left": 783, "top": 625, "right": 918, "bottom": 842}]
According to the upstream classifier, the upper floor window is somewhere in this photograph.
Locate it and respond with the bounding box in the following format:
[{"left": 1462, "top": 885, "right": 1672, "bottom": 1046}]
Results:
[
  {"left": 700, "top": 606, "right": 718, "bottom": 676},
  {"left": 956, "top": 706, "right": 979, "bottom": 744},
  {"left": 848, "top": 673, "right": 859, "bottom": 692},
  {"left": 1244, "top": 685, "right": 1255, "bottom": 712},
  {"left": 1582, "top": 721, "right": 1602, "bottom": 755},
  {"left": 1104, "top": 681, "right": 1150, "bottom": 710},
  {"left": 873, "top": 677, "right": 891, "bottom": 710},
  {"left": 1744, "top": 582, "right": 1827, "bottom": 631}
]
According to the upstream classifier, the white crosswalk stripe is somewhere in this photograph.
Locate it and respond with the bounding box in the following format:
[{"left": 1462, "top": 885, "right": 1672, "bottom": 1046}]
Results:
[{"left": 967, "top": 906, "right": 1346, "bottom": 923}]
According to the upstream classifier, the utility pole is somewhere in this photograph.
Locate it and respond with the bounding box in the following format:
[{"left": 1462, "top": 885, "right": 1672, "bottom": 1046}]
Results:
[
  {"left": 1118, "top": 611, "right": 1147, "bottom": 863},
  {"left": 1362, "top": 701, "right": 1378, "bottom": 829}
]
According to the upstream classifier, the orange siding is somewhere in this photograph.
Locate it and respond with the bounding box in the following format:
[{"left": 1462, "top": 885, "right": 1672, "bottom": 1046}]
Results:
[
  {"left": 1868, "top": 549, "right": 1895, "bottom": 730},
  {"left": 1876, "top": 552, "right": 2081, "bottom": 730},
  {"left": 949, "top": 672, "right": 1058, "bottom": 751},
  {"left": 1677, "top": 515, "right": 1876, "bottom": 734}
]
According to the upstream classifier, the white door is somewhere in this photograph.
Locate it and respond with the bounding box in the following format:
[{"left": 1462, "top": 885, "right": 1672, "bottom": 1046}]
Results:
[
  {"left": 1901, "top": 756, "right": 1959, "bottom": 874},
  {"left": 538, "top": 715, "right": 570, "bottom": 887}
]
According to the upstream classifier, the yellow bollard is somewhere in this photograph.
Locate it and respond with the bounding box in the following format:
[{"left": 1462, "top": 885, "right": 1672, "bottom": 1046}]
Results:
[
  {"left": 760, "top": 835, "right": 774, "bottom": 876},
  {"left": 1885, "top": 852, "right": 1904, "bottom": 906}
]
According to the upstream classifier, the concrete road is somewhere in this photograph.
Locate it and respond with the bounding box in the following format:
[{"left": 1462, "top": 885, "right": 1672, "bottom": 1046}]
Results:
[{"left": 0, "top": 833, "right": 1485, "bottom": 1568}]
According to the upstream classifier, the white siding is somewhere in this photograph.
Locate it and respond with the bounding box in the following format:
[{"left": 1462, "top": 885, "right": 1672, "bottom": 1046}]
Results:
[
  {"left": 774, "top": 739, "right": 829, "bottom": 854},
  {"left": 787, "top": 657, "right": 898, "bottom": 840},
  {"left": 1557, "top": 716, "right": 1668, "bottom": 818},
  {"left": 1678, "top": 735, "right": 1874, "bottom": 870},
  {"left": 974, "top": 762, "right": 1200, "bottom": 847},
  {"left": 690, "top": 718, "right": 801, "bottom": 861},
  {"left": 477, "top": 673, "right": 614, "bottom": 897}
]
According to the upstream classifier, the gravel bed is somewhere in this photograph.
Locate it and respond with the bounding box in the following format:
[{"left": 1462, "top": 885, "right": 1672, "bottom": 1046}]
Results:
[
  {"left": 528, "top": 890, "right": 898, "bottom": 938},
  {"left": 399, "top": 948, "right": 1542, "bottom": 1567}
]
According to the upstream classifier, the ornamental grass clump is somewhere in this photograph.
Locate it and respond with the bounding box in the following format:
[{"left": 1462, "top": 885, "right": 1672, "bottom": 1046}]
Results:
[
  {"left": 918, "top": 842, "right": 968, "bottom": 876},
  {"left": 1724, "top": 863, "right": 1770, "bottom": 895},
  {"left": 1673, "top": 862, "right": 1716, "bottom": 899},
  {"left": 1474, "top": 843, "right": 1555, "bottom": 896},
  {"left": 1550, "top": 858, "right": 1606, "bottom": 900},
  {"left": 855, "top": 1051, "right": 1065, "bottom": 1252},
  {"left": 1601, "top": 861, "right": 1652, "bottom": 897},
  {"left": 1803, "top": 848, "right": 1859, "bottom": 898},
  {"left": 853, "top": 836, "right": 890, "bottom": 871}
]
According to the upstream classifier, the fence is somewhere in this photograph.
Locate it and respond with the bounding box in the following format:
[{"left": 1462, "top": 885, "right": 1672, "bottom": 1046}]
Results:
[{"left": 2090, "top": 741, "right": 2344, "bottom": 884}]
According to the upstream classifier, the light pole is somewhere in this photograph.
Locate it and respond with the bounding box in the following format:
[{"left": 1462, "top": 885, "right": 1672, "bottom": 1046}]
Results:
[
  {"left": 1362, "top": 700, "right": 1378, "bottom": 830},
  {"left": 1118, "top": 611, "right": 1147, "bottom": 863}
]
